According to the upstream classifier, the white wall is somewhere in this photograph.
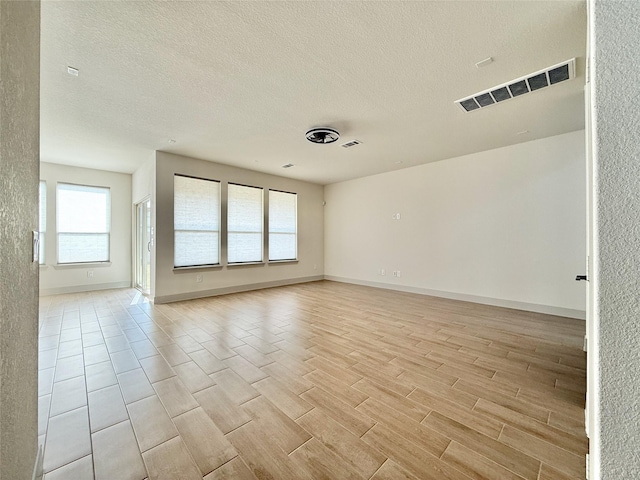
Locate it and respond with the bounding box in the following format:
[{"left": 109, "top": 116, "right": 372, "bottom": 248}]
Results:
[
  {"left": 153, "top": 152, "right": 324, "bottom": 303},
  {"left": 324, "top": 130, "right": 586, "bottom": 318},
  {"left": 39, "top": 162, "right": 132, "bottom": 295},
  {"left": 593, "top": 1, "right": 640, "bottom": 477}
]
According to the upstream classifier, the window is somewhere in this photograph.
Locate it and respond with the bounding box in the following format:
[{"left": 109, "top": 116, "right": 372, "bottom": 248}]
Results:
[
  {"left": 269, "top": 190, "right": 297, "bottom": 261},
  {"left": 57, "top": 183, "right": 110, "bottom": 264},
  {"left": 227, "top": 183, "right": 263, "bottom": 263},
  {"left": 39, "top": 181, "right": 46, "bottom": 264},
  {"left": 174, "top": 175, "right": 220, "bottom": 267}
]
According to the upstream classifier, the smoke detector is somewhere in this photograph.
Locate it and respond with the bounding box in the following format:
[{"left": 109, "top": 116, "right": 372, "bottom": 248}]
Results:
[{"left": 306, "top": 128, "right": 340, "bottom": 144}]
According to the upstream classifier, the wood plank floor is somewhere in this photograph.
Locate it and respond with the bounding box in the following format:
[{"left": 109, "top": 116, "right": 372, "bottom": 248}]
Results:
[{"left": 38, "top": 280, "right": 587, "bottom": 480}]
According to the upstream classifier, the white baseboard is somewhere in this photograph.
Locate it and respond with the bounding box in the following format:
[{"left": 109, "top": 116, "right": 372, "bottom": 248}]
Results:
[
  {"left": 153, "top": 275, "right": 324, "bottom": 304},
  {"left": 324, "top": 275, "right": 586, "bottom": 320},
  {"left": 39, "top": 281, "right": 132, "bottom": 297}
]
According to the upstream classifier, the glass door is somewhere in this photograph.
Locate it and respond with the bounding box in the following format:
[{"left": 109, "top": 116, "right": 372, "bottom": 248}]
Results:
[{"left": 135, "top": 198, "right": 151, "bottom": 294}]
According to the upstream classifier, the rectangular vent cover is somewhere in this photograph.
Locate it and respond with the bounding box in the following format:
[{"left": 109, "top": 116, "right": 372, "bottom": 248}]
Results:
[
  {"left": 455, "top": 58, "right": 575, "bottom": 113},
  {"left": 341, "top": 140, "right": 362, "bottom": 148}
]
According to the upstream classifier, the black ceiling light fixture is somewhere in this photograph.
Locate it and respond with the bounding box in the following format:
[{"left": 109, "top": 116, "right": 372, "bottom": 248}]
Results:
[{"left": 305, "top": 127, "right": 340, "bottom": 144}]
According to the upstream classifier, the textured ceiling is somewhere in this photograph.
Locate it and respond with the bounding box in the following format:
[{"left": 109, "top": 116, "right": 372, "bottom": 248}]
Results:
[{"left": 41, "top": 1, "right": 587, "bottom": 185}]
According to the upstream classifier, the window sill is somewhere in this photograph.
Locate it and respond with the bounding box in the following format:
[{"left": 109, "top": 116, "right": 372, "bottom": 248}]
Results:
[
  {"left": 53, "top": 262, "right": 111, "bottom": 270},
  {"left": 173, "top": 265, "right": 222, "bottom": 272},
  {"left": 226, "top": 262, "right": 265, "bottom": 268},
  {"left": 268, "top": 259, "right": 299, "bottom": 265}
]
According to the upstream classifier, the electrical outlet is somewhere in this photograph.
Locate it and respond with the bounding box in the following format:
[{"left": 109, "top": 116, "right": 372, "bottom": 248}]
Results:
[
  {"left": 396, "top": 213, "right": 401, "bottom": 220},
  {"left": 381, "top": 268, "right": 385, "bottom": 276},
  {"left": 196, "top": 274, "right": 203, "bottom": 283},
  {"left": 396, "top": 270, "right": 401, "bottom": 277},
  {"left": 87, "top": 271, "right": 93, "bottom": 278},
  {"left": 392, "top": 271, "right": 397, "bottom": 277}
]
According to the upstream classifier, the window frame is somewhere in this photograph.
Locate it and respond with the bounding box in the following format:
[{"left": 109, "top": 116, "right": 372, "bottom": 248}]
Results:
[
  {"left": 227, "top": 182, "right": 264, "bottom": 265},
  {"left": 173, "top": 173, "right": 222, "bottom": 268},
  {"left": 268, "top": 189, "right": 298, "bottom": 262},
  {"left": 56, "top": 182, "right": 111, "bottom": 265}
]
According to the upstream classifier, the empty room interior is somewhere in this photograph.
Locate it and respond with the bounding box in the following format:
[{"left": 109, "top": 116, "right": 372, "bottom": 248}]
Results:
[{"left": 3, "top": 1, "right": 640, "bottom": 480}]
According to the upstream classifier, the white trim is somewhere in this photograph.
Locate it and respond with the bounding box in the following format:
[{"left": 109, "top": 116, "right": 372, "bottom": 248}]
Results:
[
  {"left": 40, "top": 281, "right": 131, "bottom": 297},
  {"left": 153, "top": 275, "right": 323, "bottom": 304},
  {"left": 324, "top": 275, "right": 586, "bottom": 320},
  {"left": 53, "top": 262, "right": 111, "bottom": 270}
]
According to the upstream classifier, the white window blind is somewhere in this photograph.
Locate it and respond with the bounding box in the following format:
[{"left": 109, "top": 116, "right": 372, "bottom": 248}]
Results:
[
  {"left": 228, "top": 183, "right": 263, "bottom": 263},
  {"left": 39, "top": 181, "right": 46, "bottom": 264},
  {"left": 57, "top": 183, "right": 110, "bottom": 264},
  {"left": 269, "top": 190, "right": 297, "bottom": 261},
  {"left": 174, "top": 175, "right": 220, "bottom": 267}
]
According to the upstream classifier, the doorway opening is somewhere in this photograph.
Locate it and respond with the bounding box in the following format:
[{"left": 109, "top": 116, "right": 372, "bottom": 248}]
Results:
[{"left": 134, "top": 198, "right": 151, "bottom": 294}]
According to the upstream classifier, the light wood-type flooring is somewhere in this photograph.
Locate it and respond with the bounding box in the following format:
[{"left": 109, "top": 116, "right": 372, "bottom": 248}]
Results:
[{"left": 38, "top": 280, "right": 587, "bottom": 479}]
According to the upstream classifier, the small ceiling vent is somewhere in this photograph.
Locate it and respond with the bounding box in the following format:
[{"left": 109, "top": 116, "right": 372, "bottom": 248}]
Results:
[
  {"left": 306, "top": 128, "right": 340, "bottom": 144},
  {"left": 341, "top": 140, "right": 362, "bottom": 148},
  {"left": 455, "top": 58, "right": 576, "bottom": 113},
  {"left": 281, "top": 163, "right": 294, "bottom": 169}
]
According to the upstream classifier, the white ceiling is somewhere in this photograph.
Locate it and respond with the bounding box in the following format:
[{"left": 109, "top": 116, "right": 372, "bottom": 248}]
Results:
[{"left": 41, "top": 1, "right": 587, "bottom": 185}]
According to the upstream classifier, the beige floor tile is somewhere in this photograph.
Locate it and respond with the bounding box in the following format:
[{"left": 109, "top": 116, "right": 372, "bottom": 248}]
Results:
[
  {"left": 297, "top": 408, "right": 386, "bottom": 478},
  {"left": 142, "top": 437, "right": 202, "bottom": 480},
  {"left": 173, "top": 407, "right": 237, "bottom": 475},
  {"left": 82, "top": 331, "right": 105, "bottom": 348},
  {"left": 174, "top": 335, "right": 205, "bottom": 354},
  {"left": 39, "top": 348, "right": 58, "bottom": 370},
  {"left": 209, "top": 369, "right": 259, "bottom": 405},
  {"left": 189, "top": 349, "right": 227, "bottom": 375},
  {"left": 105, "top": 334, "right": 131, "bottom": 353},
  {"left": 193, "top": 385, "right": 252, "bottom": 435},
  {"left": 111, "top": 349, "right": 141, "bottom": 374},
  {"left": 92, "top": 420, "right": 147, "bottom": 480},
  {"left": 39, "top": 335, "right": 60, "bottom": 352},
  {"left": 253, "top": 376, "right": 313, "bottom": 420},
  {"left": 370, "top": 460, "right": 420, "bottom": 480},
  {"left": 85, "top": 361, "right": 118, "bottom": 393},
  {"left": 117, "top": 368, "right": 155, "bottom": 404},
  {"left": 83, "top": 344, "right": 110, "bottom": 366},
  {"left": 158, "top": 343, "right": 191, "bottom": 366},
  {"left": 50, "top": 376, "right": 87, "bottom": 417},
  {"left": 88, "top": 384, "right": 128, "bottom": 433},
  {"left": 39, "top": 367, "right": 55, "bottom": 396},
  {"left": 44, "top": 455, "right": 94, "bottom": 480},
  {"left": 241, "top": 396, "right": 311, "bottom": 454},
  {"left": 139, "top": 354, "right": 176, "bottom": 383},
  {"left": 130, "top": 339, "right": 159, "bottom": 360},
  {"left": 58, "top": 339, "right": 83, "bottom": 359},
  {"left": 38, "top": 394, "right": 51, "bottom": 436},
  {"left": 43, "top": 407, "right": 91, "bottom": 473},
  {"left": 54, "top": 354, "right": 85, "bottom": 382},
  {"left": 127, "top": 395, "right": 178, "bottom": 452},
  {"left": 225, "top": 355, "right": 268, "bottom": 384},
  {"left": 174, "top": 361, "right": 215, "bottom": 394},
  {"left": 153, "top": 376, "right": 198, "bottom": 418},
  {"left": 204, "top": 457, "right": 257, "bottom": 480}
]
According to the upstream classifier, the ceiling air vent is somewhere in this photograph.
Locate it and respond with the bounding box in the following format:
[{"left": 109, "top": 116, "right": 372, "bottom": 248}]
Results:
[
  {"left": 455, "top": 58, "right": 576, "bottom": 113},
  {"left": 341, "top": 140, "right": 362, "bottom": 148},
  {"left": 281, "top": 163, "right": 294, "bottom": 169}
]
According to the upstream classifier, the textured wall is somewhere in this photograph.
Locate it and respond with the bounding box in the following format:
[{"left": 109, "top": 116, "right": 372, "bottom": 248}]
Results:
[
  {"left": 0, "top": 2, "right": 41, "bottom": 479},
  {"left": 39, "top": 162, "right": 132, "bottom": 296},
  {"left": 325, "top": 131, "right": 586, "bottom": 318},
  {"left": 154, "top": 152, "right": 324, "bottom": 303},
  {"left": 594, "top": 1, "right": 640, "bottom": 477}
]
